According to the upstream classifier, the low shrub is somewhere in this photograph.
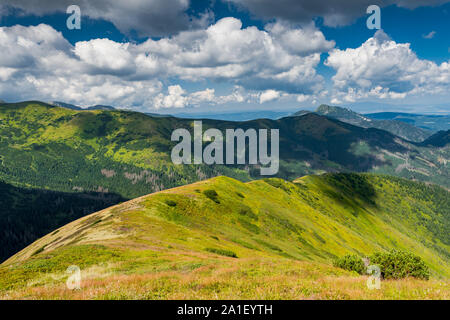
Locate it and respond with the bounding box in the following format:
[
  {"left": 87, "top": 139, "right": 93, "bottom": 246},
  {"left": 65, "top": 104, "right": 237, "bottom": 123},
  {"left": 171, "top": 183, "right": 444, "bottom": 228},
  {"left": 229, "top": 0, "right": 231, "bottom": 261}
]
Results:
[
  {"left": 333, "top": 251, "right": 430, "bottom": 280},
  {"left": 333, "top": 254, "right": 366, "bottom": 274},
  {"left": 164, "top": 199, "right": 177, "bottom": 207},
  {"left": 369, "top": 250, "right": 429, "bottom": 280},
  {"left": 205, "top": 247, "right": 237, "bottom": 258},
  {"left": 203, "top": 189, "right": 220, "bottom": 203}
]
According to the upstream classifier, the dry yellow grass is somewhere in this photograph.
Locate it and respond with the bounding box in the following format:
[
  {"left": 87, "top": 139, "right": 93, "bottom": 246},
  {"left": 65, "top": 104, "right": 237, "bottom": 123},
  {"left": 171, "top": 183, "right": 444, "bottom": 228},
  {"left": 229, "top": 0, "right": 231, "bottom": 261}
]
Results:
[{"left": 2, "top": 257, "right": 448, "bottom": 300}]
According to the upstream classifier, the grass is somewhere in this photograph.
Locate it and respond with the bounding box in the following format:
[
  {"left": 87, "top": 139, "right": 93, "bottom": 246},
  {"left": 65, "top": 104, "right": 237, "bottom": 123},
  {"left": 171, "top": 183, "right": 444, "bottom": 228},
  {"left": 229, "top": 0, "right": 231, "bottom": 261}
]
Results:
[
  {"left": 0, "top": 173, "right": 448, "bottom": 299},
  {"left": 1, "top": 257, "right": 448, "bottom": 300}
]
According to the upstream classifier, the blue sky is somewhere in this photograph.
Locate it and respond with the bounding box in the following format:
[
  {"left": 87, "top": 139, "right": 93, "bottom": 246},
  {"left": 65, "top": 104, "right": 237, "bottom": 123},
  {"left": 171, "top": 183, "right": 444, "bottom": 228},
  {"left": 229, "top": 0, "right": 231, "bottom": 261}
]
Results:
[{"left": 0, "top": 0, "right": 449, "bottom": 114}]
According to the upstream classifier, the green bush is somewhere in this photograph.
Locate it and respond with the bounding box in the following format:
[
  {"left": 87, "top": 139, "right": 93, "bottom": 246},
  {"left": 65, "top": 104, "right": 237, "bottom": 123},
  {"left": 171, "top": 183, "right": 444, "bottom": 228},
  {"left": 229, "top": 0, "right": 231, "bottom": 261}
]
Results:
[
  {"left": 164, "top": 199, "right": 177, "bottom": 207},
  {"left": 334, "top": 251, "right": 430, "bottom": 280},
  {"left": 369, "top": 250, "right": 429, "bottom": 280},
  {"left": 205, "top": 247, "right": 237, "bottom": 258},
  {"left": 333, "top": 254, "right": 366, "bottom": 274},
  {"left": 203, "top": 189, "right": 220, "bottom": 203}
]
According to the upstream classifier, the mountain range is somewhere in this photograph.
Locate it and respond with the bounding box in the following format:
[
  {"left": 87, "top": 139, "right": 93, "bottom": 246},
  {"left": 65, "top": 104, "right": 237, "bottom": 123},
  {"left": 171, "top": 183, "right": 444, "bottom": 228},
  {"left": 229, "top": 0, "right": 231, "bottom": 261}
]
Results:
[
  {"left": 173, "top": 110, "right": 292, "bottom": 121},
  {"left": 50, "top": 101, "right": 116, "bottom": 111},
  {"left": 0, "top": 101, "right": 448, "bottom": 262}
]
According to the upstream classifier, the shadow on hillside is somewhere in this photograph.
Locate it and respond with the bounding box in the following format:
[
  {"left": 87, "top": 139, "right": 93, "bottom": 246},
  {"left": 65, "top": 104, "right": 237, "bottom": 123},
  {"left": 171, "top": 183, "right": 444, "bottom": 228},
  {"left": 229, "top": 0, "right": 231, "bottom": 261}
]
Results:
[
  {"left": 277, "top": 115, "right": 409, "bottom": 174},
  {"left": 319, "top": 173, "right": 378, "bottom": 211},
  {"left": 204, "top": 114, "right": 410, "bottom": 180},
  {"left": 0, "top": 181, "right": 126, "bottom": 263}
]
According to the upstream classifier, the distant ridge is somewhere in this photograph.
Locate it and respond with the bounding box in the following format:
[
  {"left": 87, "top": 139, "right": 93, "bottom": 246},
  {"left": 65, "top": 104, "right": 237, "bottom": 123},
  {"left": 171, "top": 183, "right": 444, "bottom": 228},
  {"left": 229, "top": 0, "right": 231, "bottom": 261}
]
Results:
[
  {"left": 293, "top": 104, "right": 433, "bottom": 142},
  {"left": 365, "top": 111, "right": 450, "bottom": 132},
  {"left": 51, "top": 101, "right": 115, "bottom": 111},
  {"left": 173, "top": 110, "right": 291, "bottom": 121}
]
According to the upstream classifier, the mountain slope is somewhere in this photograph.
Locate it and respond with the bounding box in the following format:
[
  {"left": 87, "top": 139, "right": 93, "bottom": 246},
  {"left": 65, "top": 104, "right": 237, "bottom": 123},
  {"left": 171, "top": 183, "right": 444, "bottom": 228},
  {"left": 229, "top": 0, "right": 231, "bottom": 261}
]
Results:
[
  {"left": 0, "top": 101, "right": 448, "bottom": 262},
  {"left": 1, "top": 173, "right": 448, "bottom": 299},
  {"left": 294, "top": 104, "right": 434, "bottom": 142},
  {"left": 421, "top": 130, "right": 450, "bottom": 148},
  {"left": 0, "top": 180, "right": 125, "bottom": 262}
]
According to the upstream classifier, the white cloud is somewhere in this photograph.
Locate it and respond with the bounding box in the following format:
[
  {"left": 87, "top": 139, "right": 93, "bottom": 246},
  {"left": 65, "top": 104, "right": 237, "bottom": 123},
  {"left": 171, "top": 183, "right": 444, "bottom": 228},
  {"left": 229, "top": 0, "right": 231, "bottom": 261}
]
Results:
[
  {"left": 154, "top": 85, "right": 188, "bottom": 109},
  {"left": 325, "top": 30, "right": 450, "bottom": 102},
  {"left": 265, "top": 22, "right": 335, "bottom": 56},
  {"left": 74, "top": 39, "right": 134, "bottom": 74},
  {"left": 0, "top": 24, "right": 162, "bottom": 108},
  {"left": 153, "top": 85, "right": 254, "bottom": 109},
  {"left": 140, "top": 18, "right": 328, "bottom": 93},
  {"left": 189, "top": 88, "right": 216, "bottom": 105},
  {"left": 259, "top": 90, "right": 281, "bottom": 103},
  {"left": 0, "top": 19, "right": 333, "bottom": 109}
]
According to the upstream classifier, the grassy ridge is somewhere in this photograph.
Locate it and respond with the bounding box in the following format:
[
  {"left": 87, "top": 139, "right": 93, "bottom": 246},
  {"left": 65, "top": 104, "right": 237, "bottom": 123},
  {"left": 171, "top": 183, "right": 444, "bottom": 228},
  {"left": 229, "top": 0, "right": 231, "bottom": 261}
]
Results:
[{"left": 1, "top": 173, "right": 448, "bottom": 299}]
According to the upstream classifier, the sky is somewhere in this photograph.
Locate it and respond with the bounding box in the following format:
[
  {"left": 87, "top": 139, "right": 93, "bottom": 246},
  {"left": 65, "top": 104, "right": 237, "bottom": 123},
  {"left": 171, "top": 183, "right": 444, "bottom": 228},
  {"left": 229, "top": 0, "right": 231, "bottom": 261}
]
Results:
[{"left": 0, "top": 0, "right": 449, "bottom": 114}]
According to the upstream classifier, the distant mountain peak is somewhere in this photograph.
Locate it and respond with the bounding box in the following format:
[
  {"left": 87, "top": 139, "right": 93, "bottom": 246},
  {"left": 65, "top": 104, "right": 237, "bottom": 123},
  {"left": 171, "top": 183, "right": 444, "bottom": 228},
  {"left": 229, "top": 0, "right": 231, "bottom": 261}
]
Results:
[
  {"left": 316, "top": 104, "right": 365, "bottom": 120},
  {"left": 51, "top": 101, "right": 81, "bottom": 110},
  {"left": 86, "top": 105, "right": 115, "bottom": 111}
]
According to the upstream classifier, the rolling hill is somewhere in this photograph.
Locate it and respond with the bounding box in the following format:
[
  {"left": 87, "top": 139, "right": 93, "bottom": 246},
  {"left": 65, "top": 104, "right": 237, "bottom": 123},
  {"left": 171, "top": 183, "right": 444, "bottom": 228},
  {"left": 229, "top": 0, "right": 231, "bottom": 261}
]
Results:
[
  {"left": 1, "top": 173, "right": 448, "bottom": 299},
  {"left": 0, "top": 101, "right": 449, "bottom": 262},
  {"left": 293, "top": 104, "right": 434, "bottom": 142}
]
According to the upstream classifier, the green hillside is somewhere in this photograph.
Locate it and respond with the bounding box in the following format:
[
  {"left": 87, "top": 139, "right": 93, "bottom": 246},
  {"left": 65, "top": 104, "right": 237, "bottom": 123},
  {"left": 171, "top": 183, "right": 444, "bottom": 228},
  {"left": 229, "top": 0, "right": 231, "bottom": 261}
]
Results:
[
  {"left": 1, "top": 173, "right": 448, "bottom": 299},
  {"left": 0, "top": 101, "right": 448, "bottom": 262}
]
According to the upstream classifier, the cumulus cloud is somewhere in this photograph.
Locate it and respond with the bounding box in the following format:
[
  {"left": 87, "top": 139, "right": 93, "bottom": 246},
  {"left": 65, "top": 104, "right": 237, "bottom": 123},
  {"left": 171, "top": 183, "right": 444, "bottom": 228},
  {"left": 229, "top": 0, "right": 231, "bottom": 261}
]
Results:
[
  {"left": 0, "top": 18, "right": 332, "bottom": 108},
  {"left": 153, "top": 86, "right": 251, "bottom": 109},
  {"left": 0, "top": 0, "right": 212, "bottom": 37},
  {"left": 227, "top": 0, "right": 449, "bottom": 27},
  {"left": 325, "top": 30, "right": 450, "bottom": 102},
  {"left": 265, "top": 22, "right": 335, "bottom": 56},
  {"left": 154, "top": 85, "right": 188, "bottom": 109},
  {"left": 139, "top": 17, "right": 328, "bottom": 94},
  {"left": 259, "top": 90, "right": 281, "bottom": 104},
  {"left": 0, "top": 24, "right": 162, "bottom": 107}
]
